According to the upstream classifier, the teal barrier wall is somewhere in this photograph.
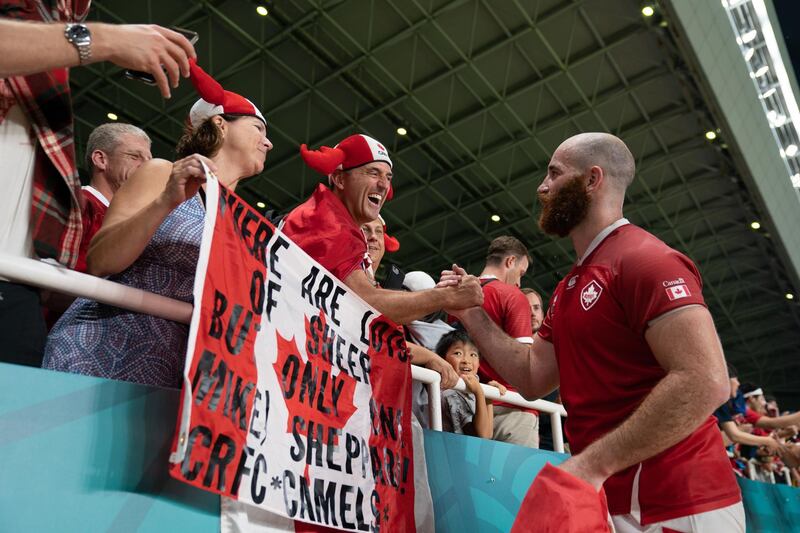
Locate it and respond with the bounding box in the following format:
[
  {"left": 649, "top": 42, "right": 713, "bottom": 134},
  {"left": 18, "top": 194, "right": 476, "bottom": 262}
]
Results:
[
  {"left": 0, "top": 364, "right": 218, "bottom": 532},
  {"left": 1, "top": 363, "right": 798, "bottom": 532}
]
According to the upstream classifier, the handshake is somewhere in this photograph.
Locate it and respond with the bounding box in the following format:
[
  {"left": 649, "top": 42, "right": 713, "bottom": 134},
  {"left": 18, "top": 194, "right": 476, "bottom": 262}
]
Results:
[{"left": 435, "top": 264, "right": 484, "bottom": 315}]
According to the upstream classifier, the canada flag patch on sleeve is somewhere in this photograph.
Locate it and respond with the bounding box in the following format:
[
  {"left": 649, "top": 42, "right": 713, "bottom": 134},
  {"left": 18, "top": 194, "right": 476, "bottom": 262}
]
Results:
[{"left": 665, "top": 284, "right": 691, "bottom": 301}]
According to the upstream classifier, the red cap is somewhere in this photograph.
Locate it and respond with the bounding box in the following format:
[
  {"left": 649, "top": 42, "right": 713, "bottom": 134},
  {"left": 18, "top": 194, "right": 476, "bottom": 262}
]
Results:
[
  {"left": 300, "top": 134, "right": 394, "bottom": 200},
  {"left": 188, "top": 59, "right": 265, "bottom": 127}
]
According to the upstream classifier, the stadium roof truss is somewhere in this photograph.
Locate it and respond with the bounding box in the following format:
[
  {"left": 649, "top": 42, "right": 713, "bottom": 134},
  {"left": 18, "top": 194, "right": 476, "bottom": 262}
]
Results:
[{"left": 71, "top": 0, "right": 800, "bottom": 406}]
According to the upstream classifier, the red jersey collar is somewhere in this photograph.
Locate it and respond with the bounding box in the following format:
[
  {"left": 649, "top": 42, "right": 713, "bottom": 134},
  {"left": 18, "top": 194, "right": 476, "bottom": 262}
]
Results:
[{"left": 576, "top": 218, "right": 629, "bottom": 266}]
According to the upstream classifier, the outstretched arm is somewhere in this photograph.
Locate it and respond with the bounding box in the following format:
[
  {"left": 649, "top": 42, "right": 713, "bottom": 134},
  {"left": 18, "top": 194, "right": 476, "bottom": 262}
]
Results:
[
  {"left": 755, "top": 411, "right": 800, "bottom": 430},
  {"left": 344, "top": 269, "right": 483, "bottom": 325},
  {"left": 0, "top": 20, "right": 195, "bottom": 98},
  {"left": 720, "top": 421, "right": 784, "bottom": 453},
  {"left": 558, "top": 306, "right": 730, "bottom": 489}
]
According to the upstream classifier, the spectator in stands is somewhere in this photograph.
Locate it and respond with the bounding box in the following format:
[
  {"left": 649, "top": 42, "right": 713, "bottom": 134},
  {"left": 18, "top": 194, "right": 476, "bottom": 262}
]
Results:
[
  {"left": 714, "top": 371, "right": 784, "bottom": 455},
  {"left": 765, "top": 394, "right": 780, "bottom": 418},
  {"left": 0, "top": 2, "right": 196, "bottom": 368},
  {"left": 470, "top": 236, "right": 538, "bottom": 448},
  {"left": 446, "top": 132, "right": 744, "bottom": 530},
  {"left": 361, "top": 215, "right": 402, "bottom": 288},
  {"left": 283, "top": 134, "right": 483, "bottom": 326},
  {"left": 41, "top": 123, "right": 152, "bottom": 326},
  {"left": 76, "top": 123, "right": 152, "bottom": 272},
  {"left": 436, "top": 329, "right": 506, "bottom": 438},
  {"left": 359, "top": 216, "right": 458, "bottom": 389},
  {"left": 741, "top": 383, "right": 800, "bottom": 436},
  {"left": 42, "top": 61, "right": 270, "bottom": 387},
  {"left": 521, "top": 287, "right": 544, "bottom": 334}
]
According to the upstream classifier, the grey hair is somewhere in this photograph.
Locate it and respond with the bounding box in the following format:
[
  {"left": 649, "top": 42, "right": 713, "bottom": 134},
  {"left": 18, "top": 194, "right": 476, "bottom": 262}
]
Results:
[{"left": 85, "top": 123, "right": 150, "bottom": 171}]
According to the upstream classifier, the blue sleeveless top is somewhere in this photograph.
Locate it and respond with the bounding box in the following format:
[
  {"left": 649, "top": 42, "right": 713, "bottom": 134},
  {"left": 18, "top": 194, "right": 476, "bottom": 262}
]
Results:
[{"left": 43, "top": 196, "right": 204, "bottom": 388}]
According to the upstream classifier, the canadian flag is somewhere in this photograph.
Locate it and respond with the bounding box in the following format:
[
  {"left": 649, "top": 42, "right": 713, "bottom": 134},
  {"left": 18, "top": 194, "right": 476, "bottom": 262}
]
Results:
[{"left": 665, "top": 284, "right": 691, "bottom": 301}]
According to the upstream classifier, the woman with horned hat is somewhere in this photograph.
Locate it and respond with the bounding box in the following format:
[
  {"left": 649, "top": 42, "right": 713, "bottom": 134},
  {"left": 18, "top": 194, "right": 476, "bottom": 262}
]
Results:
[{"left": 42, "top": 60, "right": 272, "bottom": 388}]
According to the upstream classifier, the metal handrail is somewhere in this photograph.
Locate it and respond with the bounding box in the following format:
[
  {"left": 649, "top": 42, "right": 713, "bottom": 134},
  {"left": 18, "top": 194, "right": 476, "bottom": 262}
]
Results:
[{"left": 0, "top": 253, "right": 567, "bottom": 453}]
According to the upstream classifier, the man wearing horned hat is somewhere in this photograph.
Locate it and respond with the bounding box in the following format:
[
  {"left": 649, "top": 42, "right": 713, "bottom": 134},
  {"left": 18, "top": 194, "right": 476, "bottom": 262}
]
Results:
[{"left": 281, "top": 134, "right": 482, "bottom": 326}]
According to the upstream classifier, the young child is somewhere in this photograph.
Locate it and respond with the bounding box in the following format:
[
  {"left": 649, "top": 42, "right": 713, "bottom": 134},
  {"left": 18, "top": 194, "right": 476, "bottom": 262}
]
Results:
[{"left": 435, "top": 330, "right": 506, "bottom": 438}]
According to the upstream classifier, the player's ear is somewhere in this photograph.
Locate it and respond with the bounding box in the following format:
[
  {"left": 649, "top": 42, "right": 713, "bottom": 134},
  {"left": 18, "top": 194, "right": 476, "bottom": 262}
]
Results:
[{"left": 587, "top": 165, "right": 604, "bottom": 191}]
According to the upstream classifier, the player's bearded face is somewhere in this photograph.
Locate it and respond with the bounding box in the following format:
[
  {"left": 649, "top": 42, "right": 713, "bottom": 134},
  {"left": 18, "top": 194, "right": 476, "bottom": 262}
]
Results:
[{"left": 537, "top": 174, "right": 591, "bottom": 237}]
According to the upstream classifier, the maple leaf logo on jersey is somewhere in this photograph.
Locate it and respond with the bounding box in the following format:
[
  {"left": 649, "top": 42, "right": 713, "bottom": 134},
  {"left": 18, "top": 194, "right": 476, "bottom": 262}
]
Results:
[{"left": 580, "top": 280, "right": 603, "bottom": 311}]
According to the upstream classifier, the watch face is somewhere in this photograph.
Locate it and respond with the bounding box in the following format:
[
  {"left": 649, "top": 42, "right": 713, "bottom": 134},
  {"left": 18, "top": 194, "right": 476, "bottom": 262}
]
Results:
[{"left": 69, "top": 24, "right": 91, "bottom": 42}]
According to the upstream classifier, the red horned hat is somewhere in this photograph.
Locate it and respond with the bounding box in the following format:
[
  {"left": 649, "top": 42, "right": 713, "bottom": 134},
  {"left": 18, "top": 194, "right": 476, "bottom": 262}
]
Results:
[
  {"left": 300, "top": 134, "right": 395, "bottom": 200},
  {"left": 378, "top": 215, "right": 400, "bottom": 253},
  {"left": 188, "top": 59, "right": 266, "bottom": 127}
]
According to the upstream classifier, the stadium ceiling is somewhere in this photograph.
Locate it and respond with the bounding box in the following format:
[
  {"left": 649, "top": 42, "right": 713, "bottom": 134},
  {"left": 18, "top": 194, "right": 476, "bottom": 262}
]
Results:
[{"left": 73, "top": 0, "right": 800, "bottom": 407}]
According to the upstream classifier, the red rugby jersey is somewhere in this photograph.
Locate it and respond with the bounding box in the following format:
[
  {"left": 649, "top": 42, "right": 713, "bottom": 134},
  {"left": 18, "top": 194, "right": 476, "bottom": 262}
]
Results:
[
  {"left": 538, "top": 220, "right": 740, "bottom": 524},
  {"left": 281, "top": 184, "right": 370, "bottom": 282},
  {"left": 477, "top": 278, "right": 535, "bottom": 411}
]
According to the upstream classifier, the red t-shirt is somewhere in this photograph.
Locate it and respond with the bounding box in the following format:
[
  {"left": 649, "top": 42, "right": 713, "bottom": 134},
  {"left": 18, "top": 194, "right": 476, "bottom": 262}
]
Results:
[
  {"left": 477, "top": 278, "right": 535, "bottom": 411},
  {"left": 281, "top": 184, "right": 370, "bottom": 281},
  {"left": 538, "top": 221, "right": 740, "bottom": 524},
  {"left": 76, "top": 186, "right": 109, "bottom": 273}
]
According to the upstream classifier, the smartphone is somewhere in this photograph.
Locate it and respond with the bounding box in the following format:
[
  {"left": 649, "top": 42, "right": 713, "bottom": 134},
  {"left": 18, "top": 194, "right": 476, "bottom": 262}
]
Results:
[{"left": 124, "top": 27, "right": 199, "bottom": 86}]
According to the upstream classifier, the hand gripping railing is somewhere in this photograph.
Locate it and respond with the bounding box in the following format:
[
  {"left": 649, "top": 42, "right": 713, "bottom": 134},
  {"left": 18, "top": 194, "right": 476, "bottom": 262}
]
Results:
[{"left": 0, "top": 253, "right": 567, "bottom": 452}]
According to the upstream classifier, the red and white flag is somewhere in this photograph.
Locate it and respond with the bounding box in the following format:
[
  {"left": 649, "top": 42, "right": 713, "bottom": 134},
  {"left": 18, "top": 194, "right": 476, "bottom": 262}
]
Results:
[
  {"left": 665, "top": 284, "right": 691, "bottom": 301},
  {"left": 169, "top": 173, "right": 417, "bottom": 532}
]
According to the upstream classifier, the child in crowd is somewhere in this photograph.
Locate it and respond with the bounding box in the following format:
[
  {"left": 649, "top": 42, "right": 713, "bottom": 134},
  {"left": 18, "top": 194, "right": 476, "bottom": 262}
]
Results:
[{"left": 436, "top": 330, "right": 506, "bottom": 438}]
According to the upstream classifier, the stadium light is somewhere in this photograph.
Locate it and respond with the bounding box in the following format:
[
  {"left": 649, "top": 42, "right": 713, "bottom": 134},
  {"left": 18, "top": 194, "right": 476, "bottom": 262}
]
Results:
[
  {"left": 107, "top": 112, "right": 118, "bottom": 121},
  {"left": 744, "top": 47, "right": 755, "bottom": 61},
  {"left": 767, "top": 110, "right": 787, "bottom": 128},
  {"left": 256, "top": 201, "right": 266, "bottom": 209},
  {"left": 760, "top": 87, "right": 777, "bottom": 99},
  {"left": 750, "top": 221, "right": 761, "bottom": 230},
  {"left": 396, "top": 127, "right": 408, "bottom": 136},
  {"left": 256, "top": 5, "right": 268, "bottom": 16},
  {"left": 786, "top": 293, "right": 795, "bottom": 300},
  {"left": 741, "top": 29, "right": 758, "bottom": 43},
  {"left": 791, "top": 174, "right": 800, "bottom": 188},
  {"left": 641, "top": 6, "right": 655, "bottom": 17},
  {"left": 785, "top": 144, "right": 798, "bottom": 157},
  {"left": 705, "top": 130, "right": 717, "bottom": 141},
  {"left": 751, "top": 65, "right": 769, "bottom": 78},
  {"left": 490, "top": 214, "right": 501, "bottom": 223}
]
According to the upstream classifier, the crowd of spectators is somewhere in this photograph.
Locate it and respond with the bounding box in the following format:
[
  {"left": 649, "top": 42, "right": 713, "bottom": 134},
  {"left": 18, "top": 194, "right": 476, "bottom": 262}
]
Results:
[{"left": 714, "top": 364, "right": 800, "bottom": 485}]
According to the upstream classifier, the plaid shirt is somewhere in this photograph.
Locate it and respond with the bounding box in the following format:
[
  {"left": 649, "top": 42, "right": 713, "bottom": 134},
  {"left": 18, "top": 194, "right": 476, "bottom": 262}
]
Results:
[{"left": 1, "top": 0, "right": 91, "bottom": 267}]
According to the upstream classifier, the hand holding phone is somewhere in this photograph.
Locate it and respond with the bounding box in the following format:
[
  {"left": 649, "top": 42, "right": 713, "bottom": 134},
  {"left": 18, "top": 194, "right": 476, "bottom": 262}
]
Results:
[{"left": 124, "top": 27, "right": 199, "bottom": 87}]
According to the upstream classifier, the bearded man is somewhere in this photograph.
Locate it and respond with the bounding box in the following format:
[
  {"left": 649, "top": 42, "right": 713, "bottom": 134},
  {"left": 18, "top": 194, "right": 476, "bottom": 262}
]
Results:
[{"left": 443, "top": 133, "right": 744, "bottom": 532}]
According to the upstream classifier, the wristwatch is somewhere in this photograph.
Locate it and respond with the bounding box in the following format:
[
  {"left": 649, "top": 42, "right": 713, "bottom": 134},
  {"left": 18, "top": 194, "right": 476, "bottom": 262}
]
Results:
[{"left": 64, "top": 23, "right": 92, "bottom": 65}]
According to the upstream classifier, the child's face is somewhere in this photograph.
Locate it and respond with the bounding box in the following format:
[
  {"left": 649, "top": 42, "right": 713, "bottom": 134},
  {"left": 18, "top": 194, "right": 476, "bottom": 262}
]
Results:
[{"left": 444, "top": 341, "right": 480, "bottom": 377}]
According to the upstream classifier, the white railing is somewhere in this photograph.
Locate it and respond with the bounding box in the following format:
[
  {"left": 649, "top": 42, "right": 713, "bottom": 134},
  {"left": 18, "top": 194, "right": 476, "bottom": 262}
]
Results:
[
  {"left": 0, "top": 253, "right": 567, "bottom": 453},
  {"left": 410, "top": 365, "right": 567, "bottom": 452}
]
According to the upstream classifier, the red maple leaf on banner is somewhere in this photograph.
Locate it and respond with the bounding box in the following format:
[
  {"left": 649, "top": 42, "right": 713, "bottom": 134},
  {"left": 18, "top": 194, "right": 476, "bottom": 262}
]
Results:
[{"left": 271, "top": 312, "right": 358, "bottom": 445}]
